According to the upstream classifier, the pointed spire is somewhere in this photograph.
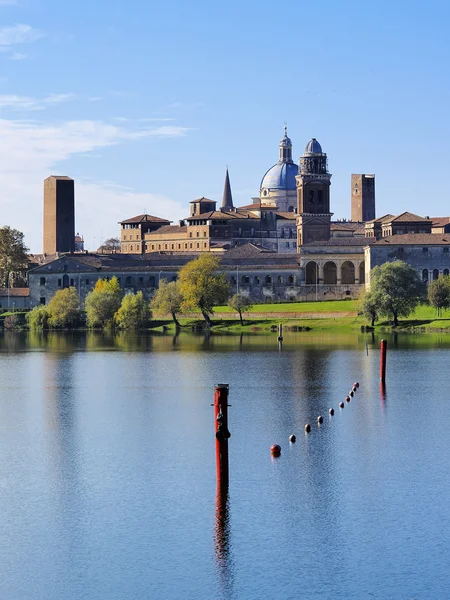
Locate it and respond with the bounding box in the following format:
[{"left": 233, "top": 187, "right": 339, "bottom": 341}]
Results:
[
  {"left": 221, "top": 168, "right": 234, "bottom": 212},
  {"left": 279, "top": 125, "right": 293, "bottom": 163}
]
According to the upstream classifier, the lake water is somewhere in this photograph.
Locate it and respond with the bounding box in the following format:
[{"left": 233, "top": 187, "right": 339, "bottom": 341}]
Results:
[{"left": 1, "top": 331, "right": 450, "bottom": 599}]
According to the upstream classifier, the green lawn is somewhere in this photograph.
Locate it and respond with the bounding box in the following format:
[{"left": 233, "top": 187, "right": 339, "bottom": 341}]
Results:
[{"left": 214, "top": 299, "right": 357, "bottom": 313}]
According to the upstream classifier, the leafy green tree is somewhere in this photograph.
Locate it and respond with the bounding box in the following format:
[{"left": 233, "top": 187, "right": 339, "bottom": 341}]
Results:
[
  {"left": 428, "top": 276, "right": 450, "bottom": 317},
  {"left": 85, "top": 277, "right": 122, "bottom": 328},
  {"left": 0, "top": 226, "right": 29, "bottom": 288},
  {"left": 46, "top": 287, "right": 81, "bottom": 328},
  {"left": 228, "top": 293, "right": 253, "bottom": 325},
  {"left": 358, "top": 289, "right": 379, "bottom": 327},
  {"left": 150, "top": 279, "right": 183, "bottom": 328},
  {"left": 370, "top": 260, "right": 426, "bottom": 327},
  {"left": 115, "top": 291, "right": 151, "bottom": 329},
  {"left": 178, "top": 254, "right": 230, "bottom": 326},
  {"left": 26, "top": 306, "right": 50, "bottom": 330}
]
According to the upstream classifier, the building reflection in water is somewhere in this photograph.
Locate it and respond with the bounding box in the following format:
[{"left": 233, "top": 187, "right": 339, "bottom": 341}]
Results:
[{"left": 214, "top": 485, "right": 234, "bottom": 600}]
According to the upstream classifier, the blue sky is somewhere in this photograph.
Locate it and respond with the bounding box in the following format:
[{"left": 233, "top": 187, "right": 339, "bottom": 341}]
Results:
[{"left": 1, "top": 0, "right": 450, "bottom": 252}]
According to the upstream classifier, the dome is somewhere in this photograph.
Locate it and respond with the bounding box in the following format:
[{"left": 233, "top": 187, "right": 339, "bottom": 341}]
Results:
[
  {"left": 260, "top": 161, "right": 299, "bottom": 191},
  {"left": 304, "top": 138, "right": 323, "bottom": 154}
]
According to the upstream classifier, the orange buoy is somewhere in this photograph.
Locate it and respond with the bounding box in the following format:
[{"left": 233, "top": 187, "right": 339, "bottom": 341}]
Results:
[
  {"left": 271, "top": 444, "right": 281, "bottom": 456},
  {"left": 346, "top": 396, "right": 351, "bottom": 402}
]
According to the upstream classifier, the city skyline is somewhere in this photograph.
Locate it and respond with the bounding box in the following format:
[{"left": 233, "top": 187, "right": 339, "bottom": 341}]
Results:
[{"left": 1, "top": 0, "right": 449, "bottom": 252}]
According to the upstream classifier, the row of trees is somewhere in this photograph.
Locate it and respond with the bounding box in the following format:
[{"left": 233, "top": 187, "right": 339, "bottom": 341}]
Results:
[
  {"left": 359, "top": 260, "right": 450, "bottom": 326},
  {"left": 26, "top": 254, "right": 251, "bottom": 330}
]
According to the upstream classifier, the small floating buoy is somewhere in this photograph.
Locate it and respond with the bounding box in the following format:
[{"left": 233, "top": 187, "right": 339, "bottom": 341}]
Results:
[
  {"left": 346, "top": 396, "right": 350, "bottom": 402},
  {"left": 352, "top": 386, "right": 357, "bottom": 392},
  {"left": 289, "top": 434, "right": 296, "bottom": 443},
  {"left": 304, "top": 424, "right": 311, "bottom": 433},
  {"left": 317, "top": 415, "right": 323, "bottom": 424},
  {"left": 350, "top": 390, "right": 354, "bottom": 397},
  {"left": 339, "top": 402, "right": 344, "bottom": 408},
  {"left": 271, "top": 444, "right": 281, "bottom": 456},
  {"left": 329, "top": 408, "right": 334, "bottom": 416},
  {"left": 354, "top": 382, "right": 359, "bottom": 388}
]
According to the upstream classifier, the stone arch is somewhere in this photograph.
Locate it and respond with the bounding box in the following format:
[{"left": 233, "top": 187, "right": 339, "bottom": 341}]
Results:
[
  {"left": 323, "top": 261, "right": 337, "bottom": 284},
  {"left": 124, "top": 276, "right": 134, "bottom": 288},
  {"left": 422, "top": 269, "right": 429, "bottom": 282},
  {"left": 341, "top": 261, "right": 355, "bottom": 284},
  {"left": 62, "top": 274, "right": 69, "bottom": 289},
  {"left": 288, "top": 205, "right": 295, "bottom": 213},
  {"left": 444, "top": 269, "right": 449, "bottom": 276},
  {"left": 359, "top": 262, "right": 365, "bottom": 284},
  {"left": 149, "top": 276, "right": 156, "bottom": 287},
  {"left": 305, "top": 261, "right": 319, "bottom": 285},
  {"left": 265, "top": 275, "right": 272, "bottom": 285},
  {"left": 433, "top": 268, "right": 440, "bottom": 280}
]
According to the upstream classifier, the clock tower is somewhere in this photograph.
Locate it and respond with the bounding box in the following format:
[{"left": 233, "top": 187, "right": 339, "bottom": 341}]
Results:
[{"left": 296, "top": 138, "right": 332, "bottom": 247}]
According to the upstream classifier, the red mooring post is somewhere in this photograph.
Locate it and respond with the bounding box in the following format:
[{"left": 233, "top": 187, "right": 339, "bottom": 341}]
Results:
[
  {"left": 214, "top": 384, "right": 230, "bottom": 491},
  {"left": 380, "top": 339, "right": 387, "bottom": 382}
]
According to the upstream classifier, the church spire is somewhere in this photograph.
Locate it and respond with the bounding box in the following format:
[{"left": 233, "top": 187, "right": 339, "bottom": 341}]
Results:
[
  {"left": 221, "top": 168, "right": 234, "bottom": 212},
  {"left": 279, "top": 125, "right": 293, "bottom": 163}
]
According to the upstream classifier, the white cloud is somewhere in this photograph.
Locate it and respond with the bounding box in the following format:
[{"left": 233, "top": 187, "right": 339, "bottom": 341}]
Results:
[
  {"left": 0, "top": 0, "right": 18, "bottom": 5},
  {"left": 0, "top": 117, "right": 188, "bottom": 251},
  {"left": 0, "top": 24, "right": 43, "bottom": 46},
  {"left": 9, "top": 52, "right": 27, "bottom": 60},
  {"left": 44, "top": 93, "right": 76, "bottom": 104},
  {"left": 0, "top": 92, "right": 76, "bottom": 110}
]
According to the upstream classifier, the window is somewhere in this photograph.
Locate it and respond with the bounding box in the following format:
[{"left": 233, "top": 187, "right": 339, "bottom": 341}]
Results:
[
  {"left": 70, "top": 279, "right": 74, "bottom": 286},
  {"left": 190, "top": 243, "right": 192, "bottom": 248},
  {"left": 40, "top": 297, "right": 46, "bottom": 305},
  {"left": 196, "top": 242, "right": 200, "bottom": 248},
  {"left": 444, "top": 248, "right": 449, "bottom": 253},
  {"left": 58, "top": 279, "right": 62, "bottom": 287},
  {"left": 139, "top": 277, "right": 144, "bottom": 285},
  {"left": 265, "top": 275, "right": 272, "bottom": 284},
  {"left": 423, "top": 247, "right": 428, "bottom": 252},
  {"left": 444, "top": 269, "right": 449, "bottom": 276},
  {"left": 278, "top": 276, "right": 283, "bottom": 283},
  {"left": 285, "top": 242, "right": 289, "bottom": 248},
  {"left": 288, "top": 275, "right": 295, "bottom": 285},
  {"left": 422, "top": 269, "right": 429, "bottom": 282},
  {"left": 178, "top": 244, "right": 181, "bottom": 249},
  {"left": 189, "top": 232, "right": 193, "bottom": 238},
  {"left": 196, "top": 231, "right": 199, "bottom": 237},
  {"left": 40, "top": 277, "right": 46, "bottom": 285},
  {"left": 204, "top": 243, "right": 207, "bottom": 248},
  {"left": 171, "top": 244, "right": 174, "bottom": 250},
  {"left": 151, "top": 245, "right": 155, "bottom": 250},
  {"left": 293, "top": 242, "right": 297, "bottom": 248},
  {"left": 254, "top": 276, "right": 260, "bottom": 284},
  {"left": 85, "top": 279, "right": 89, "bottom": 285},
  {"left": 242, "top": 276, "right": 250, "bottom": 285},
  {"left": 203, "top": 231, "right": 207, "bottom": 237},
  {"left": 231, "top": 276, "right": 236, "bottom": 284}
]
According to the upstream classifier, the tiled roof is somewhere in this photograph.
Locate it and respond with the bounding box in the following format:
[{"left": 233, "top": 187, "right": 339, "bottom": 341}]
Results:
[
  {"left": 304, "top": 237, "right": 376, "bottom": 247},
  {"left": 331, "top": 221, "right": 365, "bottom": 232},
  {"left": 147, "top": 225, "right": 187, "bottom": 235},
  {"left": 187, "top": 210, "right": 258, "bottom": 221},
  {"left": 366, "top": 214, "right": 395, "bottom": 224},
  {"left": 120, "top": 214, "right": 171, "bottom": 224},
  {"left": 45, "top": 175, "right": 73, "bottom": 181},
  {"left": 189, "top": 197, "right": 216, "bottom": 204},
  {"left": 373, "top": 234, "right": 450, "bottom": 245},
  {"left": 224, "top": 243, "right": 276, "bottom": 258},
  {"left": 389, "top": 212, "right": 431, "bottom": 223},
  {"left": 237, "top": 202, "right": 262, "bottom": 210},
  {"left": 0, "top": 288, "right": 29, "bottom": 297},
  {"left": 276, "top": 212, "right": 297, "bottom": 220},
  {"left": 431, "top": 217, "right": 450, "bottom": 227}
]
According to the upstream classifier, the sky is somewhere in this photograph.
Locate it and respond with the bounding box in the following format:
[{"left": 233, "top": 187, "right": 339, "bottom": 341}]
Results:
[{"left": 1, "top": 0, "right": 450, "bottom": 252}]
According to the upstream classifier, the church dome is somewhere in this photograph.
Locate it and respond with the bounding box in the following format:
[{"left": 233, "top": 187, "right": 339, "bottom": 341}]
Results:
[
  {"left": 304, "top": 138, "right": 323, "bottom": 154},
  {"left": 260, "top": 162, "right": 299, "bottom": 191}
]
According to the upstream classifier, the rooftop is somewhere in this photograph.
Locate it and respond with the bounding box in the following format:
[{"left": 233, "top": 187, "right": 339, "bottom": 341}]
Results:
[
  {"left": 373, "top": 234, "right": 450, "bottom": 245},
  {"left": 119, "top": 214, "right": 171, "bottom": 225}
]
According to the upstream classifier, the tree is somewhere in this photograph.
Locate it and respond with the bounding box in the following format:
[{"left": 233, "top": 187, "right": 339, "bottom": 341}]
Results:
[
  {"left": 26, "top": 306, "right": 50, "bottom": 330},
  {"left": 228, "top": 293, "right": 253, "bottom": 325},
  {"left": 178, "top": 254, "right": 230, "bottom": 326},
  {"left": 428, "top": 276, "right": 450, "bottom": 317},
  {"left": 99, "top": 237, "right": 121, "bottom": 254},
  {"left": 47, "top": 287, "right": 81, "bottom": 328},
  {"left": 85, "top": 277, "right": 122, "bottom": 328},
  {"left": 150, "top": 279, "right": 183, "bottom": 328},
  {"left": 358, "top": 289, "right": 379, "bottom": 327},
  {"left": 0, "top": 226, "right": 29, "bottom": 289},
  {"left": 370, "top": 260, "right": 427, "bottom": 327},
  {"left": 115, "top": 291, "right": 151, "bottom": 329}
]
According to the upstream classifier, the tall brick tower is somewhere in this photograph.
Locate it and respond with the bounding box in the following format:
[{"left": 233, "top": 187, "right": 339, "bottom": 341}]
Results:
[
  {"left": 351, "top": 174, "right": 375, "bottom": 222},
  {"left": 43, "top": 176, "right": 75, "bottom": 254},
  {"left": 296, "top": 138, "right": 332, "bottom": 246}
]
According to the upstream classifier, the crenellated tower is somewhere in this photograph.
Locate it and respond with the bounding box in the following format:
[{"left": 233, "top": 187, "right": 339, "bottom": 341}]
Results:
[{"left": 296, "top": 138, "right": 332, "bottom": 247}]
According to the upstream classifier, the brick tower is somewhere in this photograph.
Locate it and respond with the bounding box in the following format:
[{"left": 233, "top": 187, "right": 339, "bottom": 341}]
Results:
[
  {"left": 351, "top": 174, "right": 375, "bottom": 222},
  {"left": 43, "top": 176, "right": 75, "bottom": 254},
  {"left": 296, "top": 138, "right": 332, "bottom": 246}
]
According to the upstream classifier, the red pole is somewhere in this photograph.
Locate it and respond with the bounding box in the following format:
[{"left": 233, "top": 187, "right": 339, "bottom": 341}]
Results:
[
  {"left": 380, "top": 339, "right": 387, "bottom": 382},
  {"left": 214, "top": 384, "right": 230, "bottom": 490}
]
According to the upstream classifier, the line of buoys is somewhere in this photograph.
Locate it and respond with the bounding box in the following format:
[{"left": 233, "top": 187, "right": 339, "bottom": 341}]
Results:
[{"left": 271, "top": 381, "right": 361, "bottom": 454}]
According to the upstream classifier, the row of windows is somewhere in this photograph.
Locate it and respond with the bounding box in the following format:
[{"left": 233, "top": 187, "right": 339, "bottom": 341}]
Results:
[
  {"left": 231, "top": 275, "right": 296, "bottom": 286},
  {"left": 423, "top": 268, "right": 450, "bottom": 281},
  {"left": 123, "top": 234, "right": 141, "bottom": 241},
  {"left": 145, "top": 242, "right": 209, "bottom": 252},
  {"left": 122, "top": 224, "right": 140, "bottom": 229}
]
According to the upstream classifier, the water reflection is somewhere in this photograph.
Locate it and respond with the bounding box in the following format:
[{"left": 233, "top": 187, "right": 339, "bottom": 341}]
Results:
[{"left": 214, "top": 486, "right": 234, "bottom": 600}]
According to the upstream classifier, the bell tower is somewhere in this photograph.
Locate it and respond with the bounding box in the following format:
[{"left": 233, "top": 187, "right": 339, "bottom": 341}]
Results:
[{"left": 296, "top": 138, "right": 332, "bottom": 247}]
